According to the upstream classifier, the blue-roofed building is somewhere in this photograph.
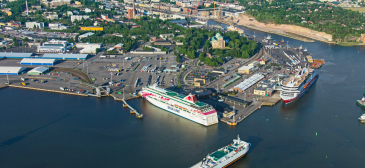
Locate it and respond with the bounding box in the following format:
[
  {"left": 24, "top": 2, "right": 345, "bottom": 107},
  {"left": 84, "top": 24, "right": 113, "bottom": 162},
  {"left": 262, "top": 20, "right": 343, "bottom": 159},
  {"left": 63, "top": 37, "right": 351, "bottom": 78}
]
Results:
[
  {"left": 20, "top": 58, "right": 56, "bottom": 65},
  {"left": 0, "top": 66, "right": 27, "bottom": 75},
  {"left": 42, "top": 53, "right": 89, "bottom": 60},
  {"left": 0, "top": 52, "right": 33, "bottom": 59}
]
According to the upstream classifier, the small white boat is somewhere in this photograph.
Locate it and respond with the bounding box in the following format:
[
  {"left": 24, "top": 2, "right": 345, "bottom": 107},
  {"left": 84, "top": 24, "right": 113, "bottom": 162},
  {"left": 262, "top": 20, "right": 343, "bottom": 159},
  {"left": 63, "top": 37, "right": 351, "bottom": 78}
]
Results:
[
  {"left": 218, "top": 99, "right": 224, "bottom": 102},
  {"left": 265, "top": 35, "right": 273, "bottom": 40},
  {"left": 359, "top": 113, "right": 365, "bottom": 123}
]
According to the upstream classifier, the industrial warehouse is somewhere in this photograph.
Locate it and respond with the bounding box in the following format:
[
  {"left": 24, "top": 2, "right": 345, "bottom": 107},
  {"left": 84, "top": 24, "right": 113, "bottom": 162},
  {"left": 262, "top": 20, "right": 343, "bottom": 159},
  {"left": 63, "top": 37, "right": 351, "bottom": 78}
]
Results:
[
  {"left": 37, "top": 40, "right": 74, "bottom": 53},
  {"left": 27, "top": 66, "right": 49, "bottom": 75},
  {"left": 41, "top": 53, "right": 89, "bottom": 60},
  {"left": 20, "top": 58, "right": 56, "bottom": 66},
  {"left": 231, "top": 73, "right": 265, "bottom": 93},
  {"left": 0, "top": 52, "right": 33, "bottom": 59},
  {"left": 0, "top": 66, "right": 27, "bottom": 75}
]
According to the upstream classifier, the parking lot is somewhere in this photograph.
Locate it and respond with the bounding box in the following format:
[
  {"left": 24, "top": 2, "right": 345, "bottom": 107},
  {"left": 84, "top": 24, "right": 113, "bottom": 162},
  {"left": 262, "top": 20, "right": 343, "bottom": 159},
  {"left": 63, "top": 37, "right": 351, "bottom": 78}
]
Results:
[{"left": 1, "top": 30, "right": 77, "bottom": 42}]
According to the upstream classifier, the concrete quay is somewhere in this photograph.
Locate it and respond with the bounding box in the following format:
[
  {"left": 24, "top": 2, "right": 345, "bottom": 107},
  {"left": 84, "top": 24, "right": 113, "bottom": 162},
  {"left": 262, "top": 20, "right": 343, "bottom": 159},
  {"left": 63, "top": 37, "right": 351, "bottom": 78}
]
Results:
[
  {"left": 8, "top": 85, "right": 89, "bottom": 97},
  {"left": 220, "top": 101, "right": 262, "bottom": 125},
  {"left": 0, "top": 84, "right": 8, "bottom": 90},
  {"left": 261, "top": 92, "right": 282, "bottom": 106},
  {"left": 219, "top": 92, "right": 282, "bottom": 125}
]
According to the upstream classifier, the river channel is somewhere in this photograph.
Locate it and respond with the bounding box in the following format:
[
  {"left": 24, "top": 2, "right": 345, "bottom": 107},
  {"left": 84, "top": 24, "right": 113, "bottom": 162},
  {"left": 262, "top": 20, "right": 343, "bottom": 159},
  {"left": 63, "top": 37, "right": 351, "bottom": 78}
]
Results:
[{"left": 0, "top": 23, "right": 365, "bottom": 168}]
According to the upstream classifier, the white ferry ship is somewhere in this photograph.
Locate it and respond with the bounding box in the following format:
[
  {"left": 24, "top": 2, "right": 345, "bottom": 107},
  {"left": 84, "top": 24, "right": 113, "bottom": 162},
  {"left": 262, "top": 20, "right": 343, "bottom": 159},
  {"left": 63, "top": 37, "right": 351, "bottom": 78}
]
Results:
[
  {"left": 195, "top": 18, "right": 209, "bottom": 25},
  {"left": 280, "top": 68, "right": 319, "bottom": 104},
  {"left": 139, "top": 84, "right": 218, "bottom": 126},
  {"left": 191, "top": 135, "right": 250, "bottom": 168},
  {"left": 227, "top": 25, "right": 244, "bottom": 34}
]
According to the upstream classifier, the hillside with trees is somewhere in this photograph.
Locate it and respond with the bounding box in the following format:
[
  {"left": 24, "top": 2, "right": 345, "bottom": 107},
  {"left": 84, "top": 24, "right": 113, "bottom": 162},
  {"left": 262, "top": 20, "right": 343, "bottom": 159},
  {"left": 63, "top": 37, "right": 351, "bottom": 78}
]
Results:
[
  {"left": 241, "top": 0, "right": 365, "bottom": 42},
  {"left": 175, "top": 29, "right": 259, "bottom": 67}
]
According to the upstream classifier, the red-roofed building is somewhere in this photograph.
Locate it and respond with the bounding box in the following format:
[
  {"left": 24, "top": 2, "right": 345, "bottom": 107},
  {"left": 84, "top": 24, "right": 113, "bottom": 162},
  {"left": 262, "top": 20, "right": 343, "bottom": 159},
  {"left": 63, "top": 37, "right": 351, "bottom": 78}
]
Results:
[
  {"left": 131, "top": 25, "right": 141, "bottom": 29},
  {"left": 7, "top": 21, "right": 21, "bottom": 27},
  {"left": 151, "top": 38, "right": 163, "bottom": 42}
]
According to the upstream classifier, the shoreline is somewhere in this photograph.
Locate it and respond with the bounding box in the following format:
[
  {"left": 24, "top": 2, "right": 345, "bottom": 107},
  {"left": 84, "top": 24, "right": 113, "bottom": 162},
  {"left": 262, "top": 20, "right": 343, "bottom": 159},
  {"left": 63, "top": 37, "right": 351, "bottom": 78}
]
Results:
[
  {"left": 8, "top": 84, "right": 89, "bottom": 96},
  {"left": 4, "top": 84, "right": 141, "bottom": 101},
  {"left": 216, "top": 19, "right": 316, "bottom": 43},
  {"left": 216, "top": 15, "right": 365, "bottom": 46}
]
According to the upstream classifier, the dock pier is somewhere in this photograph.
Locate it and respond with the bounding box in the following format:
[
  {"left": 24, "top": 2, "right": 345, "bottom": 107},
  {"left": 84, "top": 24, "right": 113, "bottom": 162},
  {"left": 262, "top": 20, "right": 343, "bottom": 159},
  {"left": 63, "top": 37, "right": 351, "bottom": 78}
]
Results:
[
  {"left": 121, "top": 98, "right": 143, "bottom": 119},
  {"left": 109, "top": 91, "right": 142, "bottom": 118},
  {"left": 220, "top": 103, "right": 261, "bottom": 125},
  {"left": 261, "top": 92, "right": 282, "bottom": 106}
]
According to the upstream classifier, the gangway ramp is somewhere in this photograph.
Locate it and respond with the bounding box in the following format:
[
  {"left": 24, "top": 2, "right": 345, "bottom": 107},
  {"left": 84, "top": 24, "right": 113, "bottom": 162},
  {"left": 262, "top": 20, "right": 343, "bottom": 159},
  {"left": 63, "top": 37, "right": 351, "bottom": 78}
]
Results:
[{"left": 122, "top": 99, "right": 143, "bottom": 119}]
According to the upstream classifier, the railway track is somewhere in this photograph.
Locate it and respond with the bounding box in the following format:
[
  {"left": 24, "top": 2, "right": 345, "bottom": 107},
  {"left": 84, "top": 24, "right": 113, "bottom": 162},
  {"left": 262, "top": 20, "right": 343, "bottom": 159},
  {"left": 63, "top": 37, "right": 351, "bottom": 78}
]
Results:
[{"left": 53, "top": 67, "right": 92, "bottom": 83}]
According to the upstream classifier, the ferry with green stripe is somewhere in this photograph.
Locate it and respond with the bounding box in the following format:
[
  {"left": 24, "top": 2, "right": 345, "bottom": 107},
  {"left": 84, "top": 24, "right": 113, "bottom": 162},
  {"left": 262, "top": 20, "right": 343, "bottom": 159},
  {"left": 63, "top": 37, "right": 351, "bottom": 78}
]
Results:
[{"left": 191, "top": 135, "right": 250, "bottom": 168}]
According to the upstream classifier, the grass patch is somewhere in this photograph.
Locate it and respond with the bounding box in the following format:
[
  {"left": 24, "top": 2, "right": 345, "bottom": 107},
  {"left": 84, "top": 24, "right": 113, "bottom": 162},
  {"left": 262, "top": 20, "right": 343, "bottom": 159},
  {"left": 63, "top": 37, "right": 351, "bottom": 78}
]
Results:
[
  {"left": 133, "top": 64, "right": 140, "bottom": 71},
  {"left": 177, "top": 72, "right": 182, "bottom": 88},
  {"left": 343, "top": 7, "right": 365, "bottom": 13}
]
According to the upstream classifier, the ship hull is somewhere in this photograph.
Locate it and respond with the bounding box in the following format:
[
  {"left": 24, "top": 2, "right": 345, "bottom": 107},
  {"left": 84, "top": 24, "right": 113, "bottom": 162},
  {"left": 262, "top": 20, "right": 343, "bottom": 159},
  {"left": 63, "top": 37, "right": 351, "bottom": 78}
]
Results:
[
  {"left": 356, "top": 100, "right": 365, "bottom": 109},
  {"left": 227, "top": 27, "right": 244, "bottom": 34},
  {"left": 142, "top": 95, "right": 217, "bottom": 126},
  {"left": 195, "top": 20, "right": 207, "bottom": 24},
  {"left": 191, "top": 145, "right": 250, "bottom": 168},
  {"left": 282, "top": 74, "right": 319, "bottom": 104}
]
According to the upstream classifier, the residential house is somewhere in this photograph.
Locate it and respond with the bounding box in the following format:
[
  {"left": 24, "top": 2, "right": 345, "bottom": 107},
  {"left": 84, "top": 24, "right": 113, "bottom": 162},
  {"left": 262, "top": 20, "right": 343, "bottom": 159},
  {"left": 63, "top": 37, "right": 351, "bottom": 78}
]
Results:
[
  {"left": 159, "top": 33, "right": 174, "bottom": 40},
  {"left": 49, "top": 23, "right": 69, "bottom": 30},
  {"left": 85, "top": 8, "right": 92, "bottom": 13},
  {"left": 71, "top": 15, "right": 89, "bottom": 22},
  {"left": 7, "top": 21, "right": 21, "bottom": 28}
]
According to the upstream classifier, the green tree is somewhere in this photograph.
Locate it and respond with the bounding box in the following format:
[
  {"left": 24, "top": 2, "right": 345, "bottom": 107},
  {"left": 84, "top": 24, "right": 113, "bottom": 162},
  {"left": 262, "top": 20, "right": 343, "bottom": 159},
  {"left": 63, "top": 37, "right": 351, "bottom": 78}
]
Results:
[
  {"left": 199, "top": 52, "right": 205, "bottom": 61},
  {"left": 204, "top": 40, "right": 211, "bottom": 49},
  {"left": 23, "top": 37, "right": 29, "bottom": 42},
  {"left": 67, "top": 38, "right": 74, "bottom": 43},
  {"left": 12, "top": 37, "right": 19, "bottom": 46},
  {"left": 42, "top": 36, "right": 47, "bottom": 42},
  {"left": 176, "top": 55, "right": 181, "bottom": 63}
]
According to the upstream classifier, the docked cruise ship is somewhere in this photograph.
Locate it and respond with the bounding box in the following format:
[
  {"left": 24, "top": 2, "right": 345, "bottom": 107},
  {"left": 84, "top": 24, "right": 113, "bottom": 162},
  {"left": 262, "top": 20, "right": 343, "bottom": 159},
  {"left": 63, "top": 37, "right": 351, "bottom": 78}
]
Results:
[
  {"left": 227, "top": 25, "right": 244, "bottom": 34},
  {"left": 139, "top": 84, "right": 218, "bottom": 126},
  {"left": 191, "top": 135, "right": 250, "bottom": 168},
  {"left": 280, "top": 68, "right": 319, "bottom": 104}
]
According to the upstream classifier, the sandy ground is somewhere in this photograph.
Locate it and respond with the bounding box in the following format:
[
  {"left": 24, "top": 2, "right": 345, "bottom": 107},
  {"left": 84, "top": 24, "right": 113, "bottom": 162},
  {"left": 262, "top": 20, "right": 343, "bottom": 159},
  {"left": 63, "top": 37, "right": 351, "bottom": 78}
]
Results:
[{"left": 235, "top": 14, "right": 333, "bottom": 43}]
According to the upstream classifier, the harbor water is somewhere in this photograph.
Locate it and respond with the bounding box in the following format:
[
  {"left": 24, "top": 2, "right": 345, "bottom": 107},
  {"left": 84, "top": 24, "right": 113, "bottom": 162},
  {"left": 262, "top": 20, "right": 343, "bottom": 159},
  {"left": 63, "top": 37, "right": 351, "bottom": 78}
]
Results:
[{"left": 1, "top": 25, "right": 365, "bottom": 167}]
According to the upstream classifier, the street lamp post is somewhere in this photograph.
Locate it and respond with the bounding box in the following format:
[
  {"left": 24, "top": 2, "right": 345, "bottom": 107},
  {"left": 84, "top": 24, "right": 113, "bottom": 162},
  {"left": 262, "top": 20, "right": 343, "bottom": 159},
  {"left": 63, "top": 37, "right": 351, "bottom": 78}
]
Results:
[
  {"left": 233, "top": 105, "right": 235, "bottom": 123},
  {"left": 6, "top": 71, "right": 9, "bottom": 84}
]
